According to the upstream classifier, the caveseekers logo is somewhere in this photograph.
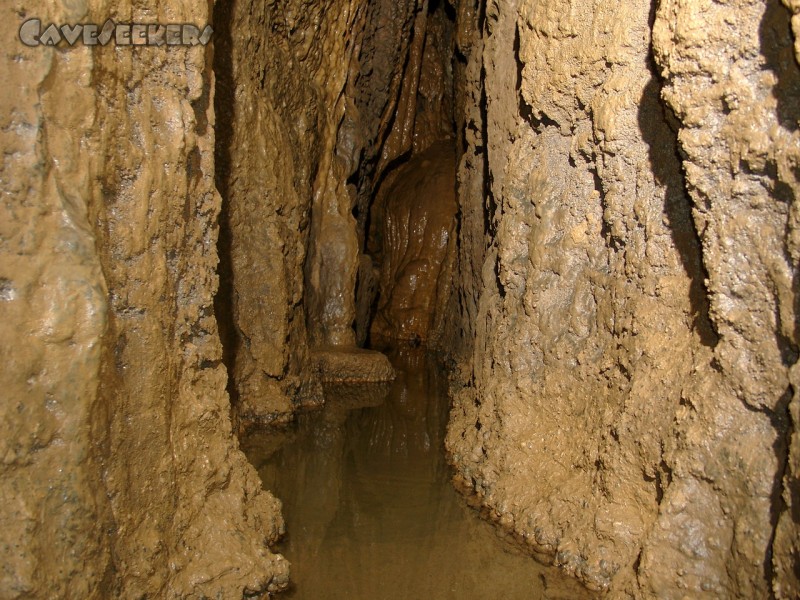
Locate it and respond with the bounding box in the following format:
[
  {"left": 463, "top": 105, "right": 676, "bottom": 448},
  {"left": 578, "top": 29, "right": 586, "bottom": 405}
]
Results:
[{"left": 19, "top": 18, "right": 213, "bottom": 47}]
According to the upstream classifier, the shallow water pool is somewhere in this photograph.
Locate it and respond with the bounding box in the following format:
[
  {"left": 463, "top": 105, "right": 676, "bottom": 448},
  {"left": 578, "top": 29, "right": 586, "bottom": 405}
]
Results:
[{"left": 241, "top": 349, "right": 594, "bottom": 599}]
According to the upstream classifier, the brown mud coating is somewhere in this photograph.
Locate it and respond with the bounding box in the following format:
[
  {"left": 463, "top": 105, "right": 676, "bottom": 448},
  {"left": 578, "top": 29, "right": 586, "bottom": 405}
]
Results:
[
  {"left": 441, "top": 1, "right": 800, "bottom": 596},
  {"left": 1, "top": 0, "right": 798, "bottom": 599},
  {"left": 370, "top": 141, "right": 458, "bottom": 344}
]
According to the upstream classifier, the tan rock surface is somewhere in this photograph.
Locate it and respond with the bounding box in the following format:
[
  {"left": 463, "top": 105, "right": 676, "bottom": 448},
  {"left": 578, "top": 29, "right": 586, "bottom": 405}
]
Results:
[
  {"left": 312, "top": 347, "right": 396, "bottom": 383},
  {"left": 2, "top": 1, "right": 288, "bottom": 597},
  {"left": 651, "top": 1, "right": 800, "bottom": 596},
  {"left": 2, "top": 0, "right": 798, "bottom": 598},
  {"left": 441, "top": 0, "right": 799, "bottom": 597},
  {"left": 214, "top": 0, "right": 435, "bottom": 389},
  {"left": 0, "top": 4, "right": 111, "bottom": 596},
  {"left": 214, "top": 0, "right": 327, "bottom": 420}
]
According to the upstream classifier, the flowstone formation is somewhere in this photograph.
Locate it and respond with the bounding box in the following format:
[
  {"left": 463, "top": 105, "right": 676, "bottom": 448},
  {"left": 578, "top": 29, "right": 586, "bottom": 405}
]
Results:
[
  {"left": 2, "top": 0, "right": 798, "bottom": 598},
  {"left": 370, "top": 142, "right": 458, "bottom": 344},
  {"left": 214, "top": 0, "right": 448, "bottom": 409},
  {"left": 440, "top": 0, "right": 800, "bottom": 597},
  {"left": 1, "top": 0, "right": 457, "bottom": 595},
  {"left": 1, "top": 0, "right": 288, "bottom": 598}
]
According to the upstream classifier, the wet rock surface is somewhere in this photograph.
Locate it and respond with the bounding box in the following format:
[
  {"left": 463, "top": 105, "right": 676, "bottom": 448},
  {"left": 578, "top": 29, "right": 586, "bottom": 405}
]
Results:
[
  {"left": 215, "top": 0, "right": 436, "bottom": 393},
  {"left": 1, "top": 0, "right": 447, "bottom": 594},
  {"left": 649, "top": 1, "right": 800, "bottom": 596},
  {"left": 2, "top": 0, "right": 288, "bottom": 598},
  {"left": 371, "top": 142, "right": 458, "bottom": 344},
  {"left": 440, "top": 0, "right": 800, "bottom": 597},
  {"left": 0, "top": 3, "right": 111, "bottom": 595},
  {"left": 312, "top": 347, "right": 396, "bottom": 383},
  {"left": 2, "top": 0, "right": 798, "bottom": 597}
]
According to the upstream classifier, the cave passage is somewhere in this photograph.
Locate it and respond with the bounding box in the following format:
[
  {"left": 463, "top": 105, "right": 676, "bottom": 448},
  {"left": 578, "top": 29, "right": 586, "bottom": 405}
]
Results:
[
  {"left": 4, "top": 0, "right": 800, "bottom": 595},
  {"left": 241, "top": 349, "right": 595, "bottom": 599},
  {"left": 208, "top": 0, "right": 798, "bottom": 596}
]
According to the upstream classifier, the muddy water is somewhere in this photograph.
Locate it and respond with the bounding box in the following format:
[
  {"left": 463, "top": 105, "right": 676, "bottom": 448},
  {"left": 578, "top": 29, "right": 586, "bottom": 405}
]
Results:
[{"left": 241, "top": 349, "right": 594, "bottom": 599}]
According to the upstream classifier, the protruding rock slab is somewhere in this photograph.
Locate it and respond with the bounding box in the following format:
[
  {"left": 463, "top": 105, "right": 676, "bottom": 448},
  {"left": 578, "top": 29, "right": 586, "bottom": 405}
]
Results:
[{"left": 312, "top": 347, "right": 396, "bottom": 383}]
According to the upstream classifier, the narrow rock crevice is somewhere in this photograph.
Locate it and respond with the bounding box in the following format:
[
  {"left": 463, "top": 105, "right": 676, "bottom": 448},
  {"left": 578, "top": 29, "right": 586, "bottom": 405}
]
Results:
[{"left": 1, "top": 0, "right": 798, "bottom": 598}]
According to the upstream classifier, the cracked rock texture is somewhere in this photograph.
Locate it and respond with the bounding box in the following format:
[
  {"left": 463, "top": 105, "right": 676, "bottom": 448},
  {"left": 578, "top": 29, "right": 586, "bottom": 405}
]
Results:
[
  {"left": 1, "top": 1, "right": 288, "bottom": 598},
  {"left": 442, "top": 0, "right": 799, "bottom": 597}
]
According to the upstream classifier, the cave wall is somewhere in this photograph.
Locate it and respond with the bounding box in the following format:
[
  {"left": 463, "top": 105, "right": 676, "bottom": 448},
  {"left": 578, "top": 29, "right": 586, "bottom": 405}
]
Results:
[
  {"left": 3, "top": 0, "right": 798, "bottom": 597},
  {"left": 652, "top": 1, "right": 800, "bottom": 595},
  {"left": 1, "top": 0, "right": 444, "bottom": 594},
  {"left": 370, "top": 142, "right": 458, "bottom": 344},
  {"left": 217, "top": 0, "right": 427, "bottom": 401},
  {"left": 443, "top": 0, "right": 799, "bottom": 597},
  {"left": 0, "top": 3, "right": 111, "bottom": 594},
  {"left": 361, "top": 0, "right": 458, "bottom": 347},
  {"left": 1, "top": 1, "right": 288, "bottom": 597},
  {"left": 214, "top": 0, "right": 331, "bottom": 419},
  {"left": 299, "top": 0, "right": 426, "bottom": 352}
]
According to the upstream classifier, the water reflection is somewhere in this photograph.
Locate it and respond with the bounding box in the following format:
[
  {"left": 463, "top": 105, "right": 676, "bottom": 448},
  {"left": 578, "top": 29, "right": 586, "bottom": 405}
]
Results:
[{"left": 241, "top": 348, "right": 594, "bottom": 599}]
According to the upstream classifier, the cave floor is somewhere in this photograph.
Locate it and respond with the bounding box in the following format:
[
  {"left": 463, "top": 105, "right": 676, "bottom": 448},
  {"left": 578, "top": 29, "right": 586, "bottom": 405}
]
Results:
[{"left": 241, "top": 349, "right": 595, "bottom": 599}]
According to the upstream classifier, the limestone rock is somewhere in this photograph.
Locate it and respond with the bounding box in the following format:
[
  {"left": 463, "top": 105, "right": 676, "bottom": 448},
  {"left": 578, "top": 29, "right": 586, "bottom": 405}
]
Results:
[
  {"left": 371, "top": 142, "right": 458, "bottom": 344},
  {"left": 440, "top": 0, "right": 799, "bottom": 596}
]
